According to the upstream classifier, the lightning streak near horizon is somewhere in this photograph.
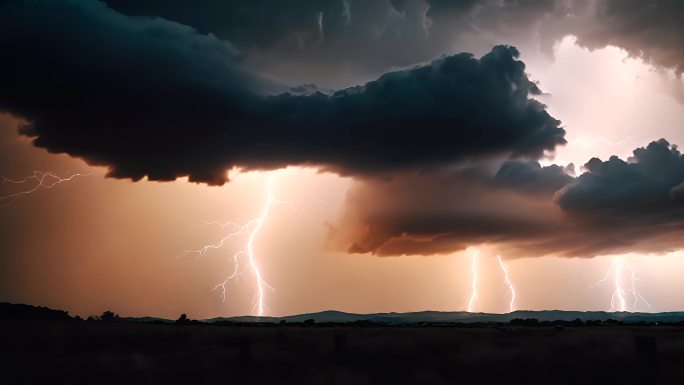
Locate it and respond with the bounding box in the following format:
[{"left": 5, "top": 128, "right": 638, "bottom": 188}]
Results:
[
  {"left": 180, "top": 176, "right": 277, "bottom": 317},
  {"left": 591, "top": 257, "right": 650, "bottom": 312},
  {"left": 0, "top": 170, "right": 93, "bottom": 207},
  {"left": 466, "top": 248, "right": 480, "bottom": 313},
  {"left": 497, "top": 255, "right": 516, "bottom": 313}
]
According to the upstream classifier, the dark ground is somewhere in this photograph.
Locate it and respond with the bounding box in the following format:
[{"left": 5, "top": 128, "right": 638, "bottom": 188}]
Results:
[{"left": 2, "top": 320, "right": 684, "bottom": 385}]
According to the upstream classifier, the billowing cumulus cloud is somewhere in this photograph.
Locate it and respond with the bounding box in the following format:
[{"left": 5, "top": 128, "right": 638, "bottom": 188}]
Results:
[
  {"left": 0, "top": 0, "right": 565, "bottom": 185},
  {"left": 558, "top": 139, "right": 684, "bottom": 213},
  {"left": 555, "top": 139, "right": 684, "bottom": 256},
  {"left": 335, "top": 140, "right": 684, "bottom": 258}
]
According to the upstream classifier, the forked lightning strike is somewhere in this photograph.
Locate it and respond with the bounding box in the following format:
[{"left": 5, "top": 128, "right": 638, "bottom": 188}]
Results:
[
  {"left": 466, "top": 248, "right": 480, "bottom": 312},
  {"left": 1, "top": 170, "right": 92, "bottom": 206},
  {"left": 464, "top": 249, "right": 518, "bottom": 313},
  {"left": 497, "top": 255, "right": 516, "bottom": 313},
  {"left": 181, "top": 176, "right": 280, "bottom": 317},
  {"left": 591, "top": 257, "right": 650, "bottom": 312}
]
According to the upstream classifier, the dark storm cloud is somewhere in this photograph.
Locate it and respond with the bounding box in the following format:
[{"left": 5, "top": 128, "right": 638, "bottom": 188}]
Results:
[
  {"left": 264, "top": 45, "right": 566, "bottom": 174},
  {"left": 105, "top": 0, "right": 684, "bottom": 88},
  {"left": 492, "top": 160, "right": 574, "bottom": 196},
  {"left": 0, "top": 0, "right": 566, "bottom": 185},
  {"left": 432, "top": 0, "right": 684, "bottom": 76},
  {"left": 553, "top": 139, "right": 684, "bottom": 256},
  {"left": 105, "top": 0, "right": 363, "bottom": 48},
  {"left": 334, "top": 166, "right": 576, "bottom": 258},
  {"left": 335, "top": 140, "right": 684, "bottom": 258},
  {"left": 105, "top": 0, "right": 559, "bottom": 87},
  {"left": 571, "top": 0, "right": 684, "bottom": 74},
  {"left": 557, "top": 139, "right": 684, "bottom": 217},
  {"left": 0, "top": 0, "right": 272, "bottom": 185},
  {"left": 104, "top": 0, "right": 552, "bottom": 48}
]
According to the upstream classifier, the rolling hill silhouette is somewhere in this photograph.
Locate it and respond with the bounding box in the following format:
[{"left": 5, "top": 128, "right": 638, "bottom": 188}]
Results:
[{"left": 208, "top": 309, "right": 684, "bottom": 324}]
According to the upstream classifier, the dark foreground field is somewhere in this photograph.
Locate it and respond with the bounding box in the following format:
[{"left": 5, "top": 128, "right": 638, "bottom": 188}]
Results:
[{"left": 2, "top": 320, "right": 684, "bottom": 385}]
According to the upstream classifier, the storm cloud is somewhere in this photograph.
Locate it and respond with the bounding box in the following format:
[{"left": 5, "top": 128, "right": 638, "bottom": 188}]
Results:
[
  {"left": 571, "top": 0, "right": 684, "bottom": 75},
  {"left": 334, "top": 165, "right": 574, "bottom": 258},
  {"left": 4, "top": 0, "right": 684, "bottom": 259},
  {"left": 0, "top": 0, "right": 565, "bottom": 185},
  {"left": 557, "top": 139, "right": 684, "bottom": 230},
  {"left": 556, "top": 139, "right": 684, "bottom": 256},
  {"left": 104, "top": 0, "right": 684, "bottom": 88},
  {"left": 335, "top": 139, "right": 684, "bottom": 258},
  {"left": 104, "top": 0, "right": 559, "bottom": 87}
]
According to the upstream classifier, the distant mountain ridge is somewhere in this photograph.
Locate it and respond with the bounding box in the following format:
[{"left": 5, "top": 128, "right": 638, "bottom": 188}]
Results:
[
  {"left": 207, "top": 309, "right": 684, "bottom": 324},
  {"left": 2, "top": 303, "right": 683, "bottom": 324}
]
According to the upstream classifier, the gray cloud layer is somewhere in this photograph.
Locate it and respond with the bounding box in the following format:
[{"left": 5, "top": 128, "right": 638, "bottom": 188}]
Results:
[
  {"left": 105, "top": 0, "right": 684, "bottom": 88},
  {"left": 105, "top": 0, "right": 556, "bottom": 86}
]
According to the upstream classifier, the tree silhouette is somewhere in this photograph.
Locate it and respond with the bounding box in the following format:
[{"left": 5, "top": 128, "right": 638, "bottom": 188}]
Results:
[
  {"left": 100, "top": 310, "right": 119, "bottom": 322},
  {"left": 176, "top": 313, "right": 190, "bottom": 325}
]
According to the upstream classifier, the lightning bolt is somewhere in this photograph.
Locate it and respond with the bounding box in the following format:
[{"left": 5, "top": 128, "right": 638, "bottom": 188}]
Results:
[
  {"left": 0, "top": 170, "right": 92, "bottom": 207},
  {"left": 591, "top": 257, "right": 650, "bottom": 312},
  {"left": 241, "top": 178, "right": 274, "bottom": 317},
  {"left": 627, "top": 264, "right": 650, "bottom": 310},
  {"left": 464, "top": 249, "right": 518, "bottom": 313},
  {"left": 497, "top": 255, "right": 516, "bottom": 313},
  {"left": 466, "top": 248, "right": 480, "bottom": 313},
  {"left": 181, "top": 176, "right": 276, "bottom": 317}
]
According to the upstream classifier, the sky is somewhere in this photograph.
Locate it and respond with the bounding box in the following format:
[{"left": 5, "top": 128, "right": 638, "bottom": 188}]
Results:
[{"left": 2, "top": 0, "right": 684, "bottom": 319}]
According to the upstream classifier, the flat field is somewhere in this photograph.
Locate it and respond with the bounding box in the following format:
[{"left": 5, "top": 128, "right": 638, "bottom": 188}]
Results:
[{"left": 2, "top": 321, "right": 683, "bottom": 385}]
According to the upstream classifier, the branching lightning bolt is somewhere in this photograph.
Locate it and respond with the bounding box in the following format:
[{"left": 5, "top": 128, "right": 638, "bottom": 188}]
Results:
[
  {"left": 180, "top": 176, "right": 284, "bottom": 317},
  {"left": 1, "top": 170, "right": 93, "bottom": 207},
  {"left": 464, "top": 249, "right": 518, "bottom": 313},
  {"left": 627, "top": 264, "right": 650, "bottom": 311},
  {"left": 466, "top": 248, "right": 481, "bottom": 313},
  {"left": 591, "top": 257, "right": 650, "bottom": 312},
  {"left": 497, "top": 255, "right": 516, "bottom": 313}
]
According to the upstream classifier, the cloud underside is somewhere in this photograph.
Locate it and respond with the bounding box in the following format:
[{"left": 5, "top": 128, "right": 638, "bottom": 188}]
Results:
[{"left": 337, "top": 140, "right": 684, "bottom": 258}]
